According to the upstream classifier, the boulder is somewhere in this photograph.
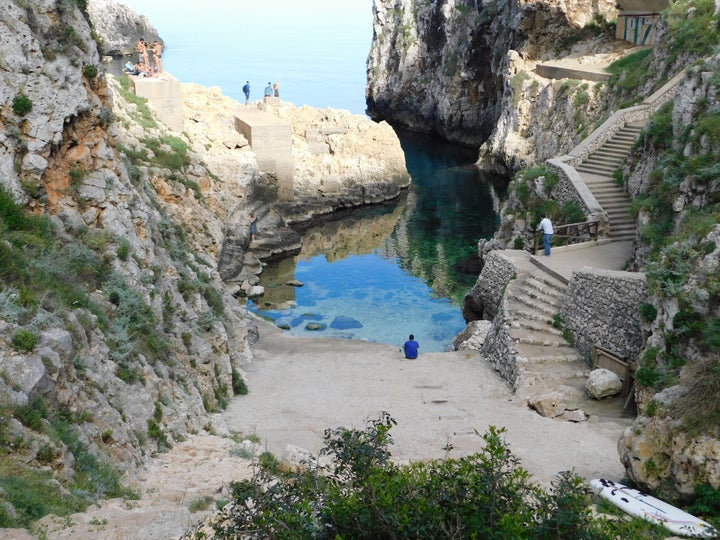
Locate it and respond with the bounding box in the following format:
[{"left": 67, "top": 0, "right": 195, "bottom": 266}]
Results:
[
  {"left": 528, "top": 392, "right": 567, "bottom": 418},
  {"left": 329, "top": 316, "right": 363, "bottom": 330},
  {"left": 585, "top": 368, "right": 623, "bottom": 399}
]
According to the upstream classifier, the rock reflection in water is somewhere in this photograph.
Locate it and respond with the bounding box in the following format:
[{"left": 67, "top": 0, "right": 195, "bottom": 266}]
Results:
[
  {"left": 249, "top": 131, "right": 507, "bottom": 352},
  {"left": 249, "top": 200, "right": 465, "bottom": 352}
]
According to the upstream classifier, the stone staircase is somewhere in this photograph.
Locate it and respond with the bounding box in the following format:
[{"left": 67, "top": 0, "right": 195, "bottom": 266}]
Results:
[
  {"left": 576, "top": 123, "right": 642, "bottom": 241},
  {"left": 503, "top": 268, "right": 589, "bottom": 400}
]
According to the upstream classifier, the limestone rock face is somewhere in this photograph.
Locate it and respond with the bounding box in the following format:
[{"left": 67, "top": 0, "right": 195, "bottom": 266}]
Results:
[
  {"left": 367, "top": 0, "right": 618, "bottom": 157},
  {"left": 87, "top": 0, "right": 162, "bottom": 56},
  {"left": 258, "top": 100, "right": 410, "bottom": 199},
  {"left": 0, "top": 0, "right": 99, "bottom": 199}
]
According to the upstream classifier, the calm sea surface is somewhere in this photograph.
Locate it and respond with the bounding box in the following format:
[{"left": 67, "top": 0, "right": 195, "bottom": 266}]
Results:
[
  {"left": 118, "top": 0, "right": 372, "bottom": 114},
  {"left": 119, "top": 0, "right": 505, "bottom": 351}
]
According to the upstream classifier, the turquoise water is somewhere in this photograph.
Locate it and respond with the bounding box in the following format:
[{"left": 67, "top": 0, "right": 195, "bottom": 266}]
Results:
[
  {"left": 249, "top": 134, "right": 506, "bottom": 352},
  {"left": 118, "top": 0, "right": 506, "bottom": 350}
]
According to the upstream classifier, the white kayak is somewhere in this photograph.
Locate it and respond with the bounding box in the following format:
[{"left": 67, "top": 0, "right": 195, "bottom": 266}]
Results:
[{"left": 590, "top": 478, "right": 718, "bottom": 538}]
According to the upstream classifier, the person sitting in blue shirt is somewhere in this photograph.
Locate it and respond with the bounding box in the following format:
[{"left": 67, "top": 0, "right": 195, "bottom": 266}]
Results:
[{"left": 403, "top": 334, "right": 419, "bottom": 359}]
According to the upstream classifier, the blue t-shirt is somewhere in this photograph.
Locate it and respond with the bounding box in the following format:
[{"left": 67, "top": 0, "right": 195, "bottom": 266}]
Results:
[{"left": 403, "top": 339, "right": 419, "bottom": 359}]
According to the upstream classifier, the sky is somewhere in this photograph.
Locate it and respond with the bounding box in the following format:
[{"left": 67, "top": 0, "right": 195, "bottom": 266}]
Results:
[{"left": 117, "top": 0, "right": 375, "bottom": 112}]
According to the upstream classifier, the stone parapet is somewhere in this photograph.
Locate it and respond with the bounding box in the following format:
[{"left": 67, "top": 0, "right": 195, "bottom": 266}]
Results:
[
  {"left": 560, "top": 268, "right": 647, "bottom": 364},
  {"left": 481, "top": 297, "right": 521, "bottom": 387}
]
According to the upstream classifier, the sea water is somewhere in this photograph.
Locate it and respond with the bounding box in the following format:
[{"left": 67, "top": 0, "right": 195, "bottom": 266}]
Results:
[
  {"left": 116, "top": 0, "right": 371, "bottom": 114},
  {"left": 117, "top": 0, "right": 505, "bottom": 351}
]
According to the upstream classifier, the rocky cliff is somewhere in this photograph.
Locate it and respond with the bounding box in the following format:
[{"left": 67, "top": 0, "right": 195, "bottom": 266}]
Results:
[
  {"left": 367, "top": 0, "right": 618, "bottom": 168},
  {"left": 0, "top": 0, "right": 410, "bottom": 528},
  {"left": 87, "top": 0, "right": 162, "bottom": 56},
  {"left": 457, "top": 0, "right": 720, "bottom": 501}
]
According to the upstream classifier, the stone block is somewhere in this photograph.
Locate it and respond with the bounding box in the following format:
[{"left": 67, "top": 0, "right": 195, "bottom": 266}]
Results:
[{"left": 131, "top": 75, "right": 184, "bottom": 132}]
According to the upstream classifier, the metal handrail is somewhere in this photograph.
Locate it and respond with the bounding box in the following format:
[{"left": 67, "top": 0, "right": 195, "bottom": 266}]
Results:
[{"left": 534, "top": 220, "right": 600, "bottom": 254}]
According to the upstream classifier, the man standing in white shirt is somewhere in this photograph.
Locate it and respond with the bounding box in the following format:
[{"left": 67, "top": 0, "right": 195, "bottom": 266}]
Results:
[{"left": 537, "top": 214, "right": 554, "bottom": 256}]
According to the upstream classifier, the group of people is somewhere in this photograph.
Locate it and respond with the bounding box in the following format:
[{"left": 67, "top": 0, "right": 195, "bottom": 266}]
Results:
[
  {"left": 124, "top": 38, "right": 163, "bottom": 77},
  {"left": 242, "top": 81, "right": 280, "bottom": 105}
]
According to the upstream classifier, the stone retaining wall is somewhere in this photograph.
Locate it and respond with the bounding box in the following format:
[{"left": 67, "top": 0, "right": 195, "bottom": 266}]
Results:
[
  {"left": 466, "top": 250, "right": 517, "bottom": 320},
  {"left": 481, "top": 297, "right": 520, "bottom": 387},
  {"left": 470, "top": 250, "right": 525, "bottom": 388},
  {"left": 560, "top": 268, "right": 647, "bottom": 365}
]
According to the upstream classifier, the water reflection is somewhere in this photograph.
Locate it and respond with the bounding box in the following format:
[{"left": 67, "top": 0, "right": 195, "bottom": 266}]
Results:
[{"left": 249, "top": 131, "right": 507, "bottom": 352}]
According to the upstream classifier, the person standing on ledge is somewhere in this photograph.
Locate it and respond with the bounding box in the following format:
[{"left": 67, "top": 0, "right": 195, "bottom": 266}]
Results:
[
  {"left": 403, "top": 334, "right": 419, "bottom": 359},
  {"left": 249, "top": 213, "right": 258, "bottom": 242},
  {"left": 273, "top": 81, "right": 280, "bottom": 97},
  {"left": 264, "top": 82, "right": 273, "bottom": 97},
  {"left": 242, "top": 81, "right": 251, "bottom": 105},
  {"left": 151, "top": 40, "right": 163, "bottom": 73},
  {"left": 537, "top": 213, "right": 554, "bottom": 256}
]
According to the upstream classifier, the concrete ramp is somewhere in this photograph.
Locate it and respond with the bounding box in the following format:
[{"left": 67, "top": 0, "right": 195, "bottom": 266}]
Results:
[{"left": 234, "top": 109, "right": 293, "bottom": 201}]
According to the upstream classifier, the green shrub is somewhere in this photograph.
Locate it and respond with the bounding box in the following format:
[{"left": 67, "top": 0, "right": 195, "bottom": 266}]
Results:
[
  {"left": 231, "top": 368, "right": 248, "bottom": 395},
  {"left": 144, "top": 136, "right": 190, "bottom": 171},
  {"left": 638, "top": 101, "right": 674, "bottom": 151},
  {"left": 635, "top": 365, "right": 663, "bottom": 388},
  {"left": 560, "top": 200, "right": 585, "bottom": 224},
  {"left": 606, "top": 49, "right": 653, "bottom": 92},
  {"left": 82, "top": 64, "right": 98, "bottom": 78},
  {"left": 116, "top": 239, "right": 131, "bottom": 261},
  {"left": 639, "top": 302, "right": 658, "bottom": 323},
  {"left": 675, "top": 354, "right": 720, "bottom": 433},
  {"left": 12, "top": 93, "right": 33, "bottom": 116},
  {"left": 189, "top": 495, "right": 214, "bottom": 513},
  {"left": 11, "top": 328, "right": 38, "bottom": 352},
  {"left": 192, "top": 414, "right": 671, "bottom": 539},
  {"left": 704, "top": 317, "right": 720, "bottom": 352},
  {"left": 664, "top": 0, "right": 720, "bottom": 58}
]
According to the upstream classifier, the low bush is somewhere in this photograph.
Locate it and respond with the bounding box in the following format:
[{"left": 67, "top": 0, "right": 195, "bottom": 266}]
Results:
[
  {"left": 231, "top": 368, "right": 248, "bottom": 395},
  {"left": 188, "top": 414, "right": 672, "bottom": 539},
  {"left": 12, "top": 93, "right": 32, "bottom": 116},
  {"left": 639, "top": 302, "right": 658, "bottom": 323},
  {"left": 11, "top": 328, "right": 38, "bottom": 352},
  {"left": 82, "top": 64, "right": 98, "bottom": 78}
]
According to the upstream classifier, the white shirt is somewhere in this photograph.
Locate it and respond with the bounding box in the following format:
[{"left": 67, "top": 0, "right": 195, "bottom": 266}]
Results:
[{"left": 538, "top": 217, "right": 553, "bottom": 234}]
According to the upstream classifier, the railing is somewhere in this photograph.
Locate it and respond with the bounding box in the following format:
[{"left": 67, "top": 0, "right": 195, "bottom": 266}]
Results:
[{"left": 534, "top": 220, "right": 600, "bottom": 254}]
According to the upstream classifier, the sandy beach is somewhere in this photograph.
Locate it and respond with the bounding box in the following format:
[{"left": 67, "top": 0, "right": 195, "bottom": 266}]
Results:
[{"left": 225, "top": 318, "right": 633, "bottom": 486}]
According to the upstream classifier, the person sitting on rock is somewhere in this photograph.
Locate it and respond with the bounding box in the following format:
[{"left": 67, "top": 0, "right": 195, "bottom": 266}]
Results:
[{"left": 123, "top": 61, "right": 140, "bottom": 76}]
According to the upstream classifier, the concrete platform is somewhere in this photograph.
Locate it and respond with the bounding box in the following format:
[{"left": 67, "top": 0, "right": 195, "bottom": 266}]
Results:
[
  {"left": 530, "top": 240, "right": 635, "bottom": 283},
  {"left": 535, "top": 61, "right": 610, "bottom": 82}
]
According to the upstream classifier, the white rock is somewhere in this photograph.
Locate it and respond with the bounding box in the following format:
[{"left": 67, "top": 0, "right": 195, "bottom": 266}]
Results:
[{"left": 585, "top": 368, "right": 623, "bottom": 399}]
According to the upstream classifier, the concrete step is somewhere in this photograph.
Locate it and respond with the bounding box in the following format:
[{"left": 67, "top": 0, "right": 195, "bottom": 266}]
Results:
[
  {"left": 604, "top": 141, "right": 635, "bottom": 151},
  {"left": 516, "top": 282, "right": 564, "bottom": 308},
  {"left": 512, "top": 318, "right": 564, "bottom": 335},
  {"left": 508, "top": 295, "right": 557, "bottom": 318},
  {"left": 510, "top": 328, "right": 575, "bottom": 348},
  {"left": 515, "top": 342, "right": 583, "bottom": 363},
  {"left": 592, "top": 148, "right": 628, "bottom": 160},
  {"left": 577, "top": 163, "right": 619, "bottom": 175}
]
